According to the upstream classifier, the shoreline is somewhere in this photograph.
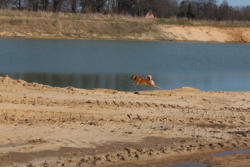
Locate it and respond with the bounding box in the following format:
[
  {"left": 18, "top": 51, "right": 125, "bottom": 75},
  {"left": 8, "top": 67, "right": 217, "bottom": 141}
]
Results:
[
  {"left": 1, "top": 31, "right": 250, "bottom": 45},
  {"left": 0, "top": 76, "right": 249, "bottom": 167},
  {"left": 1, "top": 34, "right": 250, "bottom": 45}
]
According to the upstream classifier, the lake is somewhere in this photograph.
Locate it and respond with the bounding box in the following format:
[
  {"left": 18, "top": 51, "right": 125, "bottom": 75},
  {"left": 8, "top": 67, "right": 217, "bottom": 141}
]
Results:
[{"left": 1, "top": 38, "right": 250, "bottom": 91}]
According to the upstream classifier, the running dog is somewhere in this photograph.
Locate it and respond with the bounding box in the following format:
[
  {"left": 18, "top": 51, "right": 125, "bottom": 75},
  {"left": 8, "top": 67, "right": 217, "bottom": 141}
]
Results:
[{"left": 131, "top": 74, "right": 159, "bottom": 88}]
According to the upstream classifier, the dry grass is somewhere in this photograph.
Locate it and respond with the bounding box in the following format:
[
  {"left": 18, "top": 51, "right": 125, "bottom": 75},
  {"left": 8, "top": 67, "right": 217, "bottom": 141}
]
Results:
[
  {"left": 0, "top": 9, "right": 152, "bottom": 22},
  {"left": 0, "top": 9, "right": 157, "bottom": 40},
  {"left": 3, "top": 9, "right": 250, "bottom": 27}
]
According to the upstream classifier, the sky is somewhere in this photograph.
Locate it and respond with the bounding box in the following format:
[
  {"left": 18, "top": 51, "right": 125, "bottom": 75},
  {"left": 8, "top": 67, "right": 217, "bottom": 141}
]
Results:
[{"left": 217, "top": 0, "right": 250, "bottom": 7}]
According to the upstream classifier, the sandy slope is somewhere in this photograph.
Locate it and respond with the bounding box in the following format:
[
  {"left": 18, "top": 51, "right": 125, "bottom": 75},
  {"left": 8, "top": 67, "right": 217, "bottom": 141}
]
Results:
[
  {"left": 1, "top": 24, "right": 250, "bottom": 43},
  {"left": 0, "top": 76, "right": 249, "bottom": 167},
  {"left": 159, "top": 25, "right": 250, "bottom": 43}
]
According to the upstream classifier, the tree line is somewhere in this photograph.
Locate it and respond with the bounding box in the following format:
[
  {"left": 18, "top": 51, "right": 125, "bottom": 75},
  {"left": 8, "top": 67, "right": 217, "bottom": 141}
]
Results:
[{"left": 0, "top": 0, "right": 250, "bottom": 21}]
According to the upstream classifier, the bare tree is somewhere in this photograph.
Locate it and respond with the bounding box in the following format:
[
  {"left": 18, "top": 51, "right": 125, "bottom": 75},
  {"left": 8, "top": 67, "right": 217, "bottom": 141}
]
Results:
[
  {"left": 80, "top": 0, "right": 95, "bottom": 13},
  {"left": 26, "top": 0, "right": 39, "bottom": 11},
  {"left": 41, "top": 0, "right": 49, "bottom": 10},
  {"left": 241, "top": 6, "right": 250, "bottom": 20},
  {"left": 52, "top": 0, "right": 64, "bottom": 12},
  {"left": 70, "top": 0, "right": 77, "bottom": 12},
  {"left": 0, "top": 0, "right": 9, "bottom": 8},
  {"left": 95, "top": 0, "right": 105, "bottom": 13}
]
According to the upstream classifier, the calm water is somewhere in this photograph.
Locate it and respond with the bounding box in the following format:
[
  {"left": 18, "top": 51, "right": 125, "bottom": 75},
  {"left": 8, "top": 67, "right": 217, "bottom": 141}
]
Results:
[
  {"left": 213, "top": 148, "right": 250, "bottom": 157},
  {"left": 164, "top": 162, "right": 208, "bottom": 167},
  {"left": 1, "top": 38, "right": 250, "bottom": 91},
  {"left": 164, "top": 149, "right": 250, "bottom": 167}
]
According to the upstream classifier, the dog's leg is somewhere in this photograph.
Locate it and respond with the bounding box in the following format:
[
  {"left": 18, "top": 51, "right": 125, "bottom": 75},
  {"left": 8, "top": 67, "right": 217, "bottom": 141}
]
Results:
[{"left": 154, "top": 85, "right": 160, "bottom": 88}]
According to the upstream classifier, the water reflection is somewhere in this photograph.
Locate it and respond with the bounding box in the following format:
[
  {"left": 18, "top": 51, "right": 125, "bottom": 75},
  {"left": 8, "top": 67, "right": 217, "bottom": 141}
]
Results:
[
  {"left": 164, "top": 162, "right": 208, "bottom": 167},
  {"left": 1, "top": 73, "right": 153, "bottom": 91},
  {"left": 213, "top": 149, "right": 250, "bottom": 157},
  {"left": 1, "top": 72, "right": 250, "bottom": 91}
]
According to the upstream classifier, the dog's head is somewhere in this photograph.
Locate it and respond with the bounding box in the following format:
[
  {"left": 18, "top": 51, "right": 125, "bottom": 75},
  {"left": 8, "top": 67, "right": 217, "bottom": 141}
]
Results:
[{"left": 131, "top": 74, "right": 137, "bottom": 80}]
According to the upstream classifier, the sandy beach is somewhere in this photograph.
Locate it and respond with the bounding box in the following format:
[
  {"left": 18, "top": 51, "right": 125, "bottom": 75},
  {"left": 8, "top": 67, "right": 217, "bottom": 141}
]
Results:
[{"left": 0, "top": 76, "right": 249, "bottom": 167}]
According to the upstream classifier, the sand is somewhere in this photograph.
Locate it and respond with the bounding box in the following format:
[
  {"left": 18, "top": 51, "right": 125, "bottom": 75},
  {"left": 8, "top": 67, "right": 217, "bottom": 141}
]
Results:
[
  {"left": 0, "top": 76, "right": 249, "bottom": 167},
  {"left": 159, "top": 25, "right": 250, "bottom": 43}
]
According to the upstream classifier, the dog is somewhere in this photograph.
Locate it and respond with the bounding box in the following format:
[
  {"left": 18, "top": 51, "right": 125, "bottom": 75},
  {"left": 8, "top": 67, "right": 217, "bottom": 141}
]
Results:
[{"left": 131, "top": 74, "right": 159, "bottom": 88}]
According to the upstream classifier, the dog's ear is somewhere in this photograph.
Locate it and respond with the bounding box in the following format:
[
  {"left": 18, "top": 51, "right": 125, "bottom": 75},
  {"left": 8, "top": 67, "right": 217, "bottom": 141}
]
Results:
[
  {"left": 131, "top": 74, "right": 137, "bottom": 80},
  {"left": 147, "top": 75, "right": 152, "bottom": 80}
]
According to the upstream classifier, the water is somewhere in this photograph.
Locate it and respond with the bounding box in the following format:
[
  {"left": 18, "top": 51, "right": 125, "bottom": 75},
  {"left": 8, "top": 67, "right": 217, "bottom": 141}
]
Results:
[
  {"left": 1, "top": 38, "right": 250, "bottom": 91},
  {"left": 164, "top": 162, "right": 208, "bottom": 167},
  {"left": 165, "top": 149, "right": 250, "bottom": 167},
  {"left": 213, "top": 148, "right": 250, "bottom": 157}
]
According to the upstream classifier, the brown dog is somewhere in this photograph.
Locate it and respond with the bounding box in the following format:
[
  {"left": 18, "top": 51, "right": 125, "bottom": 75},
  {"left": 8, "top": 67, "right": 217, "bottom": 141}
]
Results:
[{"left": 131, "top": 74, "right": 159, "bottom": 88}]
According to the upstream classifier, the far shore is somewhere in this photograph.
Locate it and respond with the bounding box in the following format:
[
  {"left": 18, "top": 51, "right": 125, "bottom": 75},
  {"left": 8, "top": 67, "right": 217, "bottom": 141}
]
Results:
[
  {"left": 1, "top": 10, "right": 250, "bottom": 43},
  {"left": 1, "top": 25, "right": 250, "bottom": 44}
]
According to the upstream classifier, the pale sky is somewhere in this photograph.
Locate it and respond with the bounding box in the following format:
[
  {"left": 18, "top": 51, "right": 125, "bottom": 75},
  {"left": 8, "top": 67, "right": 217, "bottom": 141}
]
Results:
[{"left": 217, "top": 0, "right": 250, "bottom": 7}]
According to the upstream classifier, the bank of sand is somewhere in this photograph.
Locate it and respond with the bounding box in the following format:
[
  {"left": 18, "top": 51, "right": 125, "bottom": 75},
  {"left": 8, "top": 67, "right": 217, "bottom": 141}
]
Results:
[
  {"left": 0, "top": 76, "right": 249, "bottom": 167},
  {"left": 1, "top": 10, "right": 250, "bottom": 43},
  {"left": 1, "top": 24, "right": 250, "bottom": 43}
]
